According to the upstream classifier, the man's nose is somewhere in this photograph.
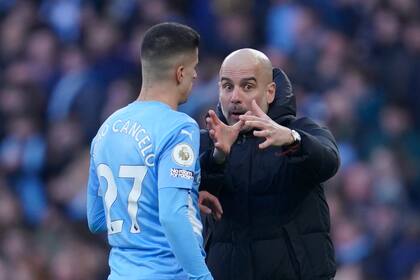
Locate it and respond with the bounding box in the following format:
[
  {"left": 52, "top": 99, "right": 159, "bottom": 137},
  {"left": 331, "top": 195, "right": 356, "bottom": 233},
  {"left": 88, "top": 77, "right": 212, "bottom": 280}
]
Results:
[{"left": 231, "top": 87, "right": 242, "bottom": 103}]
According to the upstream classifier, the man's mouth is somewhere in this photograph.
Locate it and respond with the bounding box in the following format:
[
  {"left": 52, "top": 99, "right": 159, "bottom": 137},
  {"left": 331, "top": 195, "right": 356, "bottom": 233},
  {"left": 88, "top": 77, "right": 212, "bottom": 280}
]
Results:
[{"left": 229, "top": 111, "right": 246, "bottom": 121}]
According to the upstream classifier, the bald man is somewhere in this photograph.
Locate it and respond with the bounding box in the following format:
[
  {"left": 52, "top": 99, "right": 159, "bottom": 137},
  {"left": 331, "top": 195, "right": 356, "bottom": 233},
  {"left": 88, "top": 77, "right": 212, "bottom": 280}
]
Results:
[{"left": 199, "top": 49, "right": 340, "bottom": 280}]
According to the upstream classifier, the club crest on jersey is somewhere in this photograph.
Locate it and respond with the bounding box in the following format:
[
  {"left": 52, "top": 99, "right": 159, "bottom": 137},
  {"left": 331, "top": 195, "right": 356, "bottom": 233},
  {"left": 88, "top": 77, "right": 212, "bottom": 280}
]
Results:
[{"left": 172, "top": 143, "right": 194, "bottom": 166}]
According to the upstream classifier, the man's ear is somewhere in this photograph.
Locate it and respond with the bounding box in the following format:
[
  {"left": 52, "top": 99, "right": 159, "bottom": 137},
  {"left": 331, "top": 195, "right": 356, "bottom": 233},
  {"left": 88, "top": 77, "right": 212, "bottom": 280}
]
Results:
[
  {"left": 267, "top": 82, "right": 276, "bottom": 104},
  {"left": 175, "top": 65, "right": 184, "bottom": 85}
]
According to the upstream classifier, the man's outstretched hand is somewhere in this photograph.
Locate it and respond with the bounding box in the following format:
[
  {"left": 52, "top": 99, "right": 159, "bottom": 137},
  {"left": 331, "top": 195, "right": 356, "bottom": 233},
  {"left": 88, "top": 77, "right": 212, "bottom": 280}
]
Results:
[
  {"left": 206, "top": 110, "right": 243, "bottom": 156},
  {"left": 239, "top": 100, "right": 294, "bottom": 149}
]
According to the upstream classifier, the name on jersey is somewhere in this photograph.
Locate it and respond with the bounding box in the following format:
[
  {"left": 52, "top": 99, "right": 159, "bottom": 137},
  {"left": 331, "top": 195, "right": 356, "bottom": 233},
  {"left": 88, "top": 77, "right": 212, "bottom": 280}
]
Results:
[
  {"left": 112, "top": 120, "right": 155, "bottom": 167},
  {"left": 170, "top": 168, "right": 194, "bottom": 180}
]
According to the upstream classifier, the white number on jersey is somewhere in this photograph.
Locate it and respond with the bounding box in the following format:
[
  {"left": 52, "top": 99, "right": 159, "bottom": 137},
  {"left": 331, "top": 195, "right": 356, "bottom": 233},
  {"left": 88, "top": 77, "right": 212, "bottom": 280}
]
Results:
[{"left": 97, "top": 164, "right": 147, "bottom": 234}]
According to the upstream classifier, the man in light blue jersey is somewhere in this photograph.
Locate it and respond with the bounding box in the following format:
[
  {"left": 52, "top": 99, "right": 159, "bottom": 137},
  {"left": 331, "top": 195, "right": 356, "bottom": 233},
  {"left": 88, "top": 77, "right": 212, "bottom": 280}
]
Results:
[{"left": 87, "top": 22, "right": 216, "bottom": 280}]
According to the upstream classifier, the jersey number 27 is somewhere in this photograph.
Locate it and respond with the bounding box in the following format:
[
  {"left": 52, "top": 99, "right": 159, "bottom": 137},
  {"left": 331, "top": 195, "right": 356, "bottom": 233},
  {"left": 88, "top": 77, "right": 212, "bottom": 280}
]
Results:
[{"left": 97, "top": 164, "right": 147, "bottom": 234}]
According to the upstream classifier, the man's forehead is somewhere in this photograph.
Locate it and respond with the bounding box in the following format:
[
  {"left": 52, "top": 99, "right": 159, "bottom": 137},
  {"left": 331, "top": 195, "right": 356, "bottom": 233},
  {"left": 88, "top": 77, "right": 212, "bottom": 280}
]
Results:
[
  {"left": 220, "top": 65, "right": 259, "bottom": 81},
  {"left": 220, "top": 49, "right": 273, "bottom": 83}
]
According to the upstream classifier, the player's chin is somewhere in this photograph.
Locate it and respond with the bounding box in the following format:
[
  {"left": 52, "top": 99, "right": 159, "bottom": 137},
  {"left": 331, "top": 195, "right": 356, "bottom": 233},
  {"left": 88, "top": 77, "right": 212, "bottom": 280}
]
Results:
[
  {"left": 180, "top": 88, "right": 193, "bottom": 104},
  {"left": 178, "top": 98, "right": 188, "bottom": 105},
  {"left": 178, "top": 94, "right": 190, "bottom": 105}
]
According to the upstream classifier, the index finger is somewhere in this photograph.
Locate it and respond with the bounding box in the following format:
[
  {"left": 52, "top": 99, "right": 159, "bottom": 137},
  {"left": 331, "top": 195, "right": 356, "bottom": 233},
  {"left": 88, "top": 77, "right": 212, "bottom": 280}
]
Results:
[
  {"left": 251, "top": 100, "right": 268, "bottom": 119},
  {"left": 208, "top": 110, "right": 221, "bottom": 125}
]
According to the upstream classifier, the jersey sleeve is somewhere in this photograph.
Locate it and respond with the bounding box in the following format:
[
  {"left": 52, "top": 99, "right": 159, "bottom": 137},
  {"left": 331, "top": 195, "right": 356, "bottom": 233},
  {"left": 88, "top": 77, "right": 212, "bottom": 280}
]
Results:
[
  {"left": 86, "top": 142, "right": 107, "bottom": 233},
  {"left": 158, "top": 122, "right": 200, "bottom": 190},
  {"left": 159, "top": 187, "right": 213, "bottom": 280}
]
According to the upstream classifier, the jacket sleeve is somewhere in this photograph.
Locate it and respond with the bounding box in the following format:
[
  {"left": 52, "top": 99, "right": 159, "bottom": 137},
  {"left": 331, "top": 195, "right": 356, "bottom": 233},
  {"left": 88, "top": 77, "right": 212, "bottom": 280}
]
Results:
[
  {"left": 287, "top": 117, "right": 340, "bottom": 184},
  {"left": 199, "top": 129, "right": 225, "bottom": 195}
]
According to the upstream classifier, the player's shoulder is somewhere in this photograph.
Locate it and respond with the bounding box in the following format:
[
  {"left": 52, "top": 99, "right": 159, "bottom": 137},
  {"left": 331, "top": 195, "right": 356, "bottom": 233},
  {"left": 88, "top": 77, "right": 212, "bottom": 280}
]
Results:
[
  {"left": 172, "top": 111, "right": 198, "bottom": 128},
  {"left": 156, "top": 111, "right": 199, "bottom": 153},
  {"left": 161, "top": 110, "right": 199, "bottom": 132}
]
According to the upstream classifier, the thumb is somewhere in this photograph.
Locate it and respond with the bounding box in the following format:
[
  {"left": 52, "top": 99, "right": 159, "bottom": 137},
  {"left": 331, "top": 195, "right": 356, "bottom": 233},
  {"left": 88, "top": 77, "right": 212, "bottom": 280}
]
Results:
[{"left": 232, "top": 120, "right": 244, "bottom": 132}]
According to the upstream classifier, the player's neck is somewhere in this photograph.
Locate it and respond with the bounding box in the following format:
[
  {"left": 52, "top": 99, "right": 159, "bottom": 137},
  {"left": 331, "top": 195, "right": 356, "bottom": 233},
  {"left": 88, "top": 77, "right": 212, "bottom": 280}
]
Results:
[{"left": 138, "top": 84, "right": 179, "bottom": 111}]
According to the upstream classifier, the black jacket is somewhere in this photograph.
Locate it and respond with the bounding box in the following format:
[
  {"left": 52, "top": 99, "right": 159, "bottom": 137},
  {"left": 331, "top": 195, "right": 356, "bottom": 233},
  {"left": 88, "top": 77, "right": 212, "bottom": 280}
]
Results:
[{"left": 199, "top": 69, "right": 340, "bottom": 280}]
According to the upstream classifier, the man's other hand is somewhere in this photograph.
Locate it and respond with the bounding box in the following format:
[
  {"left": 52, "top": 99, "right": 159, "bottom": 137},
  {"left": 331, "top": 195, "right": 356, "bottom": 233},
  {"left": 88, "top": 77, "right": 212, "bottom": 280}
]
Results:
[{"left": 199, "top": 191, "right": 223, "bottom": 221}]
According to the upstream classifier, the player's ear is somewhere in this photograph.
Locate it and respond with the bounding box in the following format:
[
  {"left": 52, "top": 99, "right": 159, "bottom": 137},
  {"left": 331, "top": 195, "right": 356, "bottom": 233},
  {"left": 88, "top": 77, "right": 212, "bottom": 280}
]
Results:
[{"left": 175, "top": 65, "right": 184, "bottom": 85}]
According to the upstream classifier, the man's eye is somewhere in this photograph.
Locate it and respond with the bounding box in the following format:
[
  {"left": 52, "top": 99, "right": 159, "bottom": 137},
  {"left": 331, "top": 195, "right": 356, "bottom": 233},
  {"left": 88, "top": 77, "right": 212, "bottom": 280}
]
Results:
[
  {"left": 244, "top": 84, "right": 254, "bottom": 90},
  {"left": 222, "top": 84, "right": 233, "bottom": 90}
]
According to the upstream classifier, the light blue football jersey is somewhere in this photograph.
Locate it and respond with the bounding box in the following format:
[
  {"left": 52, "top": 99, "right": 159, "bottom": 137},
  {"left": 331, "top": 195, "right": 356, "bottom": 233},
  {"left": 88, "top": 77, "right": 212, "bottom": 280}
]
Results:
[{"left": 87, "top": 101, "right": 204, "bottom": 280}]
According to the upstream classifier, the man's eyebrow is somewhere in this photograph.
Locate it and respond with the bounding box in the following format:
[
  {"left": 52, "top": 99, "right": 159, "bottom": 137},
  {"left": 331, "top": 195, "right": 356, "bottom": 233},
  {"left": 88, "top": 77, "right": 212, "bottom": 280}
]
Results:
[
  {"left": 220, "top": 77, "right": 233, "bottom": 82},
  {"left": 240, "top": 77, "right": 257, "bottom": 83},
  {"left": 220, "top": 77, "right": 257, "bottom": 83}
]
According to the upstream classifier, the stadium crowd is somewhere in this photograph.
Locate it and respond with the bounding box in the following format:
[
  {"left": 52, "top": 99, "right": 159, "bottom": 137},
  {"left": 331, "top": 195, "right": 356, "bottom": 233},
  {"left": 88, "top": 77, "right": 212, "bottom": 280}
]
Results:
[{"left": 0, "top": 0, "right": 419, "bottom": 279}]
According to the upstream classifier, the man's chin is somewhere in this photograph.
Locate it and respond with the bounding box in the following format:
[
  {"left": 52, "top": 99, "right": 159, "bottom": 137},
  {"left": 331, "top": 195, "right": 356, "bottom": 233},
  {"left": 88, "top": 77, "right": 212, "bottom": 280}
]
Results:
[
  {"left": 229, "top": 114, "right": 242, "bottom": 124},
  {"left": 226, "top": 118, "right": 237, "bottom": 126}
]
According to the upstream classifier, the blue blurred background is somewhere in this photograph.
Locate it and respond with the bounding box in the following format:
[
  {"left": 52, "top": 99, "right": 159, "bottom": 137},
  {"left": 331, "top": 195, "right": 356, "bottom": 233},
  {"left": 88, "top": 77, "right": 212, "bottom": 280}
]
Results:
[{"left": 0, "top": 0, "right": 419, "bottom": 279}]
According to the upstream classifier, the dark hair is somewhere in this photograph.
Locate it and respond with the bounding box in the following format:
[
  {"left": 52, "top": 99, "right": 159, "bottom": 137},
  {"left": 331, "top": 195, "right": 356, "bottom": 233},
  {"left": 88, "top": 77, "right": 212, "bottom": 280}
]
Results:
[{"left": 141, "top": 22, "right": 200, "bottom": 64}]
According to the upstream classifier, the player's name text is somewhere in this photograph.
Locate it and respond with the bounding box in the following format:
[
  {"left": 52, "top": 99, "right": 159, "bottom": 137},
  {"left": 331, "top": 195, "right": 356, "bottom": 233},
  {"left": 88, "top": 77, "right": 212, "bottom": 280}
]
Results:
[{"left": 106, "top": 120, "right": 155, "bottom": 167}]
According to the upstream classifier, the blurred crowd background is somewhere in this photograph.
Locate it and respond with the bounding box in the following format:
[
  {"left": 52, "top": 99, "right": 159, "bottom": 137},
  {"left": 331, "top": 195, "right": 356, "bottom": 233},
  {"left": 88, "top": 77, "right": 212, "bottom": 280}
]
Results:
[{"left": 0, "top": 0, "right": 419, "bottom": 279}]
